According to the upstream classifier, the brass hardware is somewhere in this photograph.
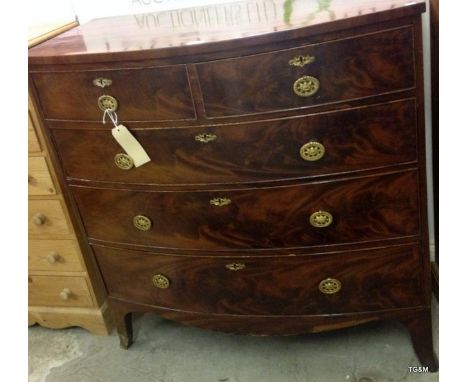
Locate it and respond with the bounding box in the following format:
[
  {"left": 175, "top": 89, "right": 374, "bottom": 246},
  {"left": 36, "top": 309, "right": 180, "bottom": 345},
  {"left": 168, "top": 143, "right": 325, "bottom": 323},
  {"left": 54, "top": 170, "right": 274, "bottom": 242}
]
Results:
[
  {"left": 152, "top": 274, "right": 170, "bottom": 289},
  {"left": 309, "top": 211, "right": 333, "bottom": 228},
  {"left": 195, "top": 133, "right": 217, "bottom": 143},
  {"left": 47, "top": 252, "right": 60, "bottom": 264},
  {"left": 98, "top": 95, "right": 118, "bottom": 112},
  {"left": 293, "top": 75, "right": 320, "bottom": 97},
  {"left": 289, "top": 55, "right": 315, "bottom": 67},
  {"left": 32, "top": 213, "right": 46, "bottom": 226},
  {"left": 133, "top": 215, "right": 152, "bottom": 231},
  {"left": 114, "top": 153, "right": 134, "bottom": 170},
  {"left": 59, "top": 288, "right": 72, "bottom": 300},
  {"left": 225, "top": 263, "right": 245, "bottom": 271},
  {"left": 210, "top": 197, "right": 231, "bottom": 207},
  {"left": 93, "top": 77, "right": 112, "bottom": 88},
  {"left": 300, "top": 141, "right": 325, "bottom": 161},
  {"left": 319, "top": 278, "right": 341, "bottom": 294}
]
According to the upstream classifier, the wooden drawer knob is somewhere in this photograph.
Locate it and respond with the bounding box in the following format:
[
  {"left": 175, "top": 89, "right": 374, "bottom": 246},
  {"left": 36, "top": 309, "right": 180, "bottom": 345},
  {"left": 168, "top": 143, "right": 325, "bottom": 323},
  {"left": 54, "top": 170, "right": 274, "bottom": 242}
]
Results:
[
  {"left": 47, "top": 251, "right": 60, "bottom": 264},
  {"left": 59, "top": 288, "right": 72, "bottom": 300},
  {"left": 32, "top": 213, "right": 46, "bottom": 225}
]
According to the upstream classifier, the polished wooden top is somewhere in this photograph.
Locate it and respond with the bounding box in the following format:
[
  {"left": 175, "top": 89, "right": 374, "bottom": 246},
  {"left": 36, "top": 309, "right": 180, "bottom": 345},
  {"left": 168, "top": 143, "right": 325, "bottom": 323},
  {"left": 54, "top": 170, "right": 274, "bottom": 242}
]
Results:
[{"left": 28, "top": 0, "right": 425, "bottom": 65}]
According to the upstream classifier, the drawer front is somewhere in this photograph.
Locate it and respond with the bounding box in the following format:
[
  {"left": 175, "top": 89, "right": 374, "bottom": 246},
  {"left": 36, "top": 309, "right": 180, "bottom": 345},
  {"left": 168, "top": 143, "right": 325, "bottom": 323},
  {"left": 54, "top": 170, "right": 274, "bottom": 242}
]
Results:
[
  {"left": 93, "top": 244, "right": 424, "bottom": 315},
  {"left": 28, "top": 275, "right": 93, "bottom": 307},
  {"left": 32, "top": 66, "right": 195, "bottom": 121},
  {"left": 197, "top": 27, "right": 415, "bottom": 117},
  {"left": 28, "top": 112, "right": 41, "bottom": 152},
  {"left": 29, "top": 239, "right": 84, "bottom": 272},
  {"left": 29, "top": 200, "right": 71, "bottom": 236},
  {"left": 72, "top": 170, "right": 419, "bottom": 250},
  {"left": 53, "top": 100, "right": 417, "bottom": 185},
  {"left": 28, "top": 157, "right": 56, "bottom": 195}
]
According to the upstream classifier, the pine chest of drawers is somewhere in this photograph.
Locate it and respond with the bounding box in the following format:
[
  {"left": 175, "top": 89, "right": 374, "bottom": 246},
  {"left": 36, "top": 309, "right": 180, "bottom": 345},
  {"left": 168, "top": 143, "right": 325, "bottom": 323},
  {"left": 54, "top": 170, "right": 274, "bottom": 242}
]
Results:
[{"left": 28, "top": 0, "right": 437, "bottom": 371}]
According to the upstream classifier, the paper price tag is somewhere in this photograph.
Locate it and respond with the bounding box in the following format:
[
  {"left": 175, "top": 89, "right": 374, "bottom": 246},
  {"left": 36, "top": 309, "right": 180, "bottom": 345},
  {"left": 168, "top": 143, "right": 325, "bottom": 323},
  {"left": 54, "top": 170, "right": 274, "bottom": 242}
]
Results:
[{"left": 111, "top": 124, "right": 151, "bottom": 167}]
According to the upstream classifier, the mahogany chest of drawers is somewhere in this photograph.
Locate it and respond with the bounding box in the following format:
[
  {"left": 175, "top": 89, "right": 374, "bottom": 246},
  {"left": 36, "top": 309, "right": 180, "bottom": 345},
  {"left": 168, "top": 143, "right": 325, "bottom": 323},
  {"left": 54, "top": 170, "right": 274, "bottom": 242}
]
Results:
[{"left": 28, "top": 0, "right": 437, "bottom": 371}]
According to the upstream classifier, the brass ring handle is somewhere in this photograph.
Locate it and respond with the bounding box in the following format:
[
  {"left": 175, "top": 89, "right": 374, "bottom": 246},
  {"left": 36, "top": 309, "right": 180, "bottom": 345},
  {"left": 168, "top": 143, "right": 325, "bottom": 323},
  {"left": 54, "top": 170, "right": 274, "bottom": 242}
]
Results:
[
  {"left": 210, "top": 197, "right": 231, "bottom": 207},
  {"left": 293, "top": 75, "right": 320, "bottom": 97},
  {"left": 300, "top": 141, "right": 325, "bottom": 161},
  {"left": 98, "top": 95, "right": 118, "bottom": 112},
  {"left": 47, "top": 252, "right": 60, "bottom": 264},
  {"left": 93, "top": 77, "right": 112, "bottom": 88},
  {"left": 114, "top": 153, "right": 134, "bottom": 170},
  {"left": 133, "top": 215, "right": 152, "bottom": 231},
  {"left": 289, "top": 55, "right": 315, "bottom": 67},
  {"left": 195, "top": 133, "right": 217, "bottom": 143},
  {"left": 319, "top": 278, "right": 341, "bottom": 294},
  {"left": 225, "top": 263, "right": 245, "bottom": 271},
  {"left": 309, "top": 211, "right": 333, "bottom": 228},
  {"left": 32, "top": 213, "right": 46, "bottom": 226},
  {"left": 152, "top": 274, "right": 170, "bottom": 289},
  {"left": 59, "top": 288, "right": 72, "bottom": 300}
]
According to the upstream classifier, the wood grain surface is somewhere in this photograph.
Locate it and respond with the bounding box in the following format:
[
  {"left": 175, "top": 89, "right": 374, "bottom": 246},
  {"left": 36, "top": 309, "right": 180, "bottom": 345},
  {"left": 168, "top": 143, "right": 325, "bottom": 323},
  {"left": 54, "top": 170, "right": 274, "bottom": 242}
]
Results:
[
  {"left": 95, "top": 243, "right": 424, "bottom": 315},
  {"left": 197, "top": 27, "right": 415, "bottom": 117},
  {"left": 71, "top": 170, "right": 420, "bottom": 250},
  {"left": 52, "top": 99, "right": 417, "bottom": 185},
  {"left": 32, "top": 66, "right": 195, "bottom": 121}
]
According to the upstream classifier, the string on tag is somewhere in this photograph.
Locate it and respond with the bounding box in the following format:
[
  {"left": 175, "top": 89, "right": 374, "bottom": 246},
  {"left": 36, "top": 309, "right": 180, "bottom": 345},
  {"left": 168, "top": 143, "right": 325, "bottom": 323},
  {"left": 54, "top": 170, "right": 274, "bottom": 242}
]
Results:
[{"left": 102, "top": 109, "right": 119, "bottom": 128}]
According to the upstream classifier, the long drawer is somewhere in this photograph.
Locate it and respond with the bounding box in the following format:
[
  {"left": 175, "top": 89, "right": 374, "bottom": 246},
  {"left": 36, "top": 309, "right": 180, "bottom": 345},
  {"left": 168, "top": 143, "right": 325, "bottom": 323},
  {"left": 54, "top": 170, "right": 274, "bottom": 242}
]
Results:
[
  {"left": 31, "top": 65, "right": 195, "bottom": 121},
  {"left": 197, "top": 27, "right": 415, "bottom": 117},
  {"left": 28, "top": 275, "right": 93, "bottom": 307},
  {"left": 93, "top": 244, "right": 424, "bottom": 315},
  {"left": 52, "top": 100, "right": 417, "bottom": 185},
  {"left": 72, "top": 170, "right": 419, "bottom": 250}
]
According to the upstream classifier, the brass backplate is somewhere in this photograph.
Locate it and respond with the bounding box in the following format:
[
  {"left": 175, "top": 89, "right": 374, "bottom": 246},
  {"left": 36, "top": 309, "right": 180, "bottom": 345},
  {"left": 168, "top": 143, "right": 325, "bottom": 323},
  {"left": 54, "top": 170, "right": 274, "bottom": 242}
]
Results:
[
  {"left": 98, "top": 95, "right": 118, "bottom": 112},
  {"left": 319, "top": 278, "right": 341, "bottom": 294},
  {"left": 300, "top": 141, "right": 325, "bottom": 161},
  {"left": 133, "top": 215, "right": 152, "bottom": 231},
  {"left": 114, "top": 153, "right": 134, "bottom": 170},
  {"left": 310, "top": 211, "right": 333, "bottom": 228},
  {"left": 152, "top": 274, "right": 170, "bottom": 289},
  {"left": 293, "top": 76, "right": 320, "bottom": 97}
]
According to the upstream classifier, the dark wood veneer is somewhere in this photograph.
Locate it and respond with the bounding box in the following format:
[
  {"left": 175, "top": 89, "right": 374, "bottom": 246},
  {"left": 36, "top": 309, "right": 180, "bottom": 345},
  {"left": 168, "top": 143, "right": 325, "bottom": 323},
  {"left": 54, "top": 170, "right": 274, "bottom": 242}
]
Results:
[
  {"left": 197, "top": 27, "right": 415, "bottom": 117},
  {"left": 52, "top": 99, "right": 417, "bottom": 186},
  {"left": 94, "top": 244, "right": 424, "bottom": 316},
  {"left": 28, "top": 1, "right": 436, "bottom": 371}
]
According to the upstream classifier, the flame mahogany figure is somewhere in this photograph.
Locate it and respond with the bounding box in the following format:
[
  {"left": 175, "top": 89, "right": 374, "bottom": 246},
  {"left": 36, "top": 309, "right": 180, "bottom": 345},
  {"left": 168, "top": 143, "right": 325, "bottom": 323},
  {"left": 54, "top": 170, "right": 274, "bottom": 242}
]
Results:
[{"left": 28, "top": 0, "right": 437, "bottom": 371}]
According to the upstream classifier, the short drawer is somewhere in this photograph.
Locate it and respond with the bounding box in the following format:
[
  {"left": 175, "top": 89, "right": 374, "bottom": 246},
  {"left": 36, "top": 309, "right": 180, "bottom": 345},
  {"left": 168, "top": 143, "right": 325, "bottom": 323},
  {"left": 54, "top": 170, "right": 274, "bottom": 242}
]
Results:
[
  {"left": 31, "top": 66, "right": 195, "bottom": 121},
  {"left": 72, "top": 170, "right": 419, "bottom": 250},
  {"left": 28, "top": 275, "right": 93, "bottom": 307},
  {"left": 52, "top": 99, "right": 417, "bottom": 185},
  {"left": 29, "top": 239, "right": 84, "bottom": 272},
  {"left": 197, "top": 27, "right": 415, "bottom": 117},
  {"left": 28, "top": 157, "right": 56, "bottom": 195},
  {"left": 28, "top": 112, "right": 41, "bottom": 152},
  {"left": 93, "top": 244, "right": 424, "bottom": 315},
  {"left": 29, "top": 200, "right": 71, "bottom": 236}
]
